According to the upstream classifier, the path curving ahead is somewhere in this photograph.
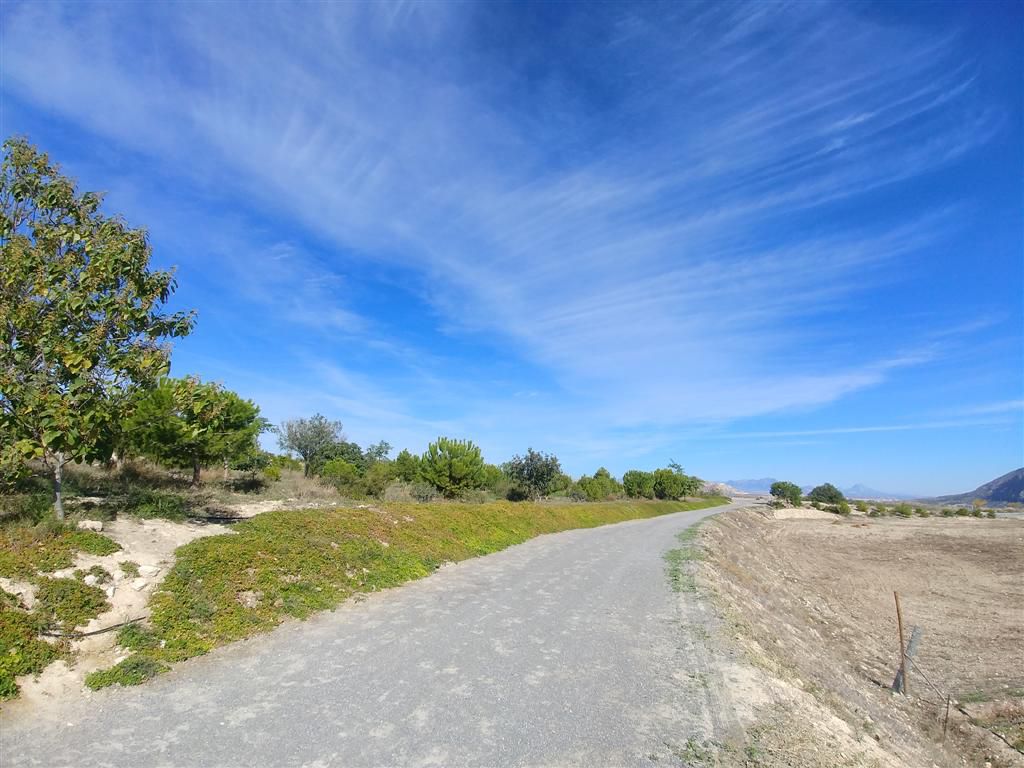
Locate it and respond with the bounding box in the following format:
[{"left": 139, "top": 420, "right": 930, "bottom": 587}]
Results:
[{"left": 1, "top": 501, "right": 754, "bottom": 767}]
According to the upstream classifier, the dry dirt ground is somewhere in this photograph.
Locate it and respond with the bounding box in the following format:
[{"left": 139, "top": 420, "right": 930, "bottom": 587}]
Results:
[
  {"left": 702, "top": 507, "right": 1024, "bottom": 768},
  {"left": 0, "top": 517, "right": 231, "bottom": 714}
]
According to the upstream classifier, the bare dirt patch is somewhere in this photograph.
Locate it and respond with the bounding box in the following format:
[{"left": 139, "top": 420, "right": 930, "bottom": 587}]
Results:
[
  {"left": 3, "top": 518, "right": 230, "bottom": 716},
  {"left": 703, "top": 507, "right": 1024, "bottom": 767}
]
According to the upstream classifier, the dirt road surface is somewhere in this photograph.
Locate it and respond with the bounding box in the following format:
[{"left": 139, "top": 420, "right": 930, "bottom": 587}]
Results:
[{"left": 1, "top": 501, "right": 755, "bottom": 767}]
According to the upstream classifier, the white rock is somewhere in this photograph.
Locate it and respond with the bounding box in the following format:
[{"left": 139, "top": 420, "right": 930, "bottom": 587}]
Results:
[
  {"left": 104, "top": 585, "right": 116, "bottom": 598},
  {"left": 76, "top": 520, "right": 104, "bottom": 532},
  {"left": 83, "top": 575, "right": 99, "bottom": 587},
  {"left": 131, "top": 578, "right": 148, "bottom": 591},
  {"left": 112, "top": 570, "right": 125, "bottom": 582},
  {"left": 138, "top": 565, "right": 161, "bottom": 578}
]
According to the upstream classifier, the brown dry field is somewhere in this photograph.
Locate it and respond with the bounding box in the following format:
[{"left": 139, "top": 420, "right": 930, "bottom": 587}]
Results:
[{"left": 703, "top": 507, "right": 1024, "bottom": 768}]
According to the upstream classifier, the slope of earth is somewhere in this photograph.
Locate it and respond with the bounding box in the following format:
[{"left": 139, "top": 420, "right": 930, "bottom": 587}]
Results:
[
  {"left": 703, "top": 507, "right": 1024, "bottom": 768},
  {"left": 930, "top": 467, "right": 1024, "bottom": 506}
]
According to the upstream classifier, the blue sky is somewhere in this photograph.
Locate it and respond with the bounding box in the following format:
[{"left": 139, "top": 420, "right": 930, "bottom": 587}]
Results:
[{"left": 2, "top": 1, "right": 1021, "bottom": 495}]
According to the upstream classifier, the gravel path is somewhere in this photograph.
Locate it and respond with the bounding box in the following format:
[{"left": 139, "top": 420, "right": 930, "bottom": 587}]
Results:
[{"left": 1, "top": 501, "right": 754, "bottom": 767}]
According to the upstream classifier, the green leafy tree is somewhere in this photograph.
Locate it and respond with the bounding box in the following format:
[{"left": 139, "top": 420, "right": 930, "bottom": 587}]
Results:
[
  {"left": 770, "top": 481, "right": 802, "bottom": 508},
  {"left": 277, "top": 414, "right": 344, "bottom": 476},
  {"left": 807, "top": 483, "right": 845, "bottom": 505},
  {"left": 503, "top": 448, "right": 562, "bottom": 500},
  {"left": 320, "top": 458, "right": 361, "bottom": 491},
  {"left": 0, "top": 138, "right": 194, "bottom": 516},
  {"left": 652, "top": 464, "right": 702, "bottom": 500},
  {"left": 393, "top": 449, "right": 421, "bottom": 482},
  {"left": 622, "top": 470, "right": 656, "bottom": 499},
  {"left": 127, "top": 377, "right": 265, "bottom": 485},
  {"left": 364, "top": 441, "right": 392, "bottom": 464},
  {"left": 420, "top": 437, "right": 486, "bottom": 498}
]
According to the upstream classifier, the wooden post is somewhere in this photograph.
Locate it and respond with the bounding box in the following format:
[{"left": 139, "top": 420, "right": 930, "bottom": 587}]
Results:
[
  {"left": 894, "top": 591, "right": 908, "bottom": 695},
  {"left": 942, "top": 694, "right": 951, "bottom": 741}
]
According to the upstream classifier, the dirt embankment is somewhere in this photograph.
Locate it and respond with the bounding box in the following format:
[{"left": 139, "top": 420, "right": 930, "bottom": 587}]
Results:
[{"left": 703, "top": 507, "right": 1024, "bottom": 768}]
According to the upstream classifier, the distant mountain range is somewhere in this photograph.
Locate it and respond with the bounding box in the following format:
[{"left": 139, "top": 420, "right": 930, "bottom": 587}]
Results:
[
  {"left": 927, "top": 467, "right": 1024, "bottom": 506},
  {"left": 724, "top": 478, "right": 912, "bottom": 500},
  {"left": 722, "top": 468, "right": 1024, "bottom": 505}
]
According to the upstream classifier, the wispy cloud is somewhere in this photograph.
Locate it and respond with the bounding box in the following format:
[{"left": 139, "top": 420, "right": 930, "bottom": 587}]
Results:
[{"left": 0, "top": 1, "right": 1013, "bottom": 477}]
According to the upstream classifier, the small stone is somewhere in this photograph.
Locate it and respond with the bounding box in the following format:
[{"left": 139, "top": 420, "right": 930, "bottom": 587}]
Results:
[
  {"left": 131, "top": 578, "right": 148, "bottom": 591},
  {"left": 138, "top": 565, "right": 161, "bottom": 578},
  {"left": 83, "top": 575, "right": 99, "bottom": 587},
  {"left": 112, "top": 570, "right": 125, "bottom": 582},
  {"left": 104, "top": 586, "right": 116, "bottom": 598},
  {"left": 77, "top": 520, "right": 103, "bottom": 532}
]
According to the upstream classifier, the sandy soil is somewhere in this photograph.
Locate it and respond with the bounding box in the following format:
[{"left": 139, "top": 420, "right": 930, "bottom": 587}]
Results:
[
  {"left": 703, "top": 507, "right": 1024, "bottom": 767},
  {"left": 3, "top": 518, "right": 231, "bottom": 716}
]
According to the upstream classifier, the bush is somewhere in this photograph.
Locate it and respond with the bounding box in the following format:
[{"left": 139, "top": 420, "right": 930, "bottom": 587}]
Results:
[
  {"left": 770, "top": 481, "right": 803, "bottom": 508},
  {"left": 955, "top": 507, "right": 970, "bottom": 517},
  {"left": 419, "top": 438, "right": 486, "bottom": 498},
  {"left": 503, "top": 449, "right": 562, "bottom": 500},
  {"left": 834, "top": 500, "right": 851, "bottom": 516},
  {"left": 807, "top": 483, "right": 845, "bottom": 505},
  {"left": 320, "top": 458, "right": 361, "bottom": 491},
  {"left": 894, "top": 503, "right": 913, "bottom": 518},
  {"left": 867, "top": 508, "right": 881, "bottom": 518},
  {"left": 263, "top": 465, "right": 282, "bottom": 482},
  {"left": 75, "top": 565, "right": 112, "bottom": 584},
  {"left": 914, "top": 507, "right": 930, "bottom": 517},
  {"left": 117, "top": 623, "right": 159, "bottom": 650},
  {"left": 971, "top": 508, "right": 984, "bottom": 518},
  {"left": 362, "top": 461, "right": 399, "bottom": 498},
  {"left": 120, "top": 489, "right": 190, "bottom": 521},
  {"left": 576, "top": 468, "right": 623, "bottom": 501},
  {"left": 941, "top": 508, "right": 956, "bottom": 517},
  {"left": 873, "top": 505, "right": 888, "bottom": 516},
  {"left": 0, "top": 494, "right": 52, "bottom": 527},
  {"left": 623, "top": 470, "right": 657, "bottom": 499},
  {"left": 854, "top": 500, "right": 869, "bottom": 514},
  {"left": 85, "top": 654, "right": 166, "bottom": 690},
  {"left": 119, "top": 560, "right": 141, "bottom": 578},
  {"left": 410, "top": 482, "right": 438, "bottom": 502},
  {"left": 0, "top": 608, "right": 64, "bottom": 699},
  {"left": 986, "top": 509, "right": 997, "bottom": 518},
  {"left": 34, "top": 577, "right": 109, "bottom": 630}
]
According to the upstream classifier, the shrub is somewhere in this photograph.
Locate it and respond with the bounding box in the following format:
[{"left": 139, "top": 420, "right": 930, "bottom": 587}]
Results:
[
  {"left": 420, "top": 438, "right": 486, "bottom": 498},
  {"left": 362, "top": 461, "right": 399, "bottom": 498},
  {"left": 854, "top": 500, "right": 869, "bottom": 513},
  {"left": 914, "top": 507, "right": 929, "bottom": 517},
  {"left": 955, "top": 507, "right": 970, "bottom": 517},
  {"left": 393, "top": 450, "right": 421, "bottom": 483},
  {"left": 576, "top": 468, "right": 623, "bottom": 501},
  {"left": 941, "top": 508, "right": 956, "bottom": 517},
  {"left": 623, "top": 470, "right": 657, "bottom": 499},
  {"left": 770, "top": 481, "right": 803, "bottom": 508},
  {"left": 320, "top": 459, "right": 361, "bottom": 491},
  {"left": 119, "top": 560, "right": 141, "bottom": 578},
  {"left": 986, "top": 509, "right": 997, "bottom": 519},
  {"left": 867, "top": 508, "right": 881, "bottom": 518},
  {"left": 503, "top": 449, "right": 562, "bottom": 500},
  {"left": 120, "top": 489, "right": 189, "bottom": 521},
  {"left": 85, "top": 654, "right": 165, "bottom": 689},
  {"left": 807, "top": 483, "right": 845, "bottom": 505},
  {"left": 75, "top": 565, "right": 112, "bottom": 584},
  {"left": 971, "top": 508, "right": 984, "bottom": 518},
  {"left": 873, "top": 505, "right": 888, "bottom": 516},
  {"left": 410, "top": 482, "right": 438, "bottom": 502},
  {"left": 0, "top": 608, "right": 64, "bottom": 699},
  {"left": 34, "top": 577, "right": 109, "bottom": 630},
  {"left": 0, "top": 494, "right": 52, "bottom": 527},
  {"left": 834, "top": 500, "right": 851, "bottom": 516},
  {"left": 263, "top": 465, "right": 282, "bottom": 482},
  {"left": 894, "top": 503, "right": 913, "bottom": 518},
  {"left": 117, "top": 623, "right": 159, "bottom": 650},
  {"left": 810, "top": 501, "right": 824, "bottom": 510}
]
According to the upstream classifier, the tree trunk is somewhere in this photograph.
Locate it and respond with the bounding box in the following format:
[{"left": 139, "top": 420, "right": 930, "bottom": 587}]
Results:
[
  {"left": 53, "top": 453, "right": 65, "bottom": 520},
  {"left": 192, "top": 457, "right": 201, "bottom": 487},
  {"left": 223, "top": 457, "right": 229, "bottom": 481},
  {"left": 303, "top": 460, "right": 309, "bottom": 477}
]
